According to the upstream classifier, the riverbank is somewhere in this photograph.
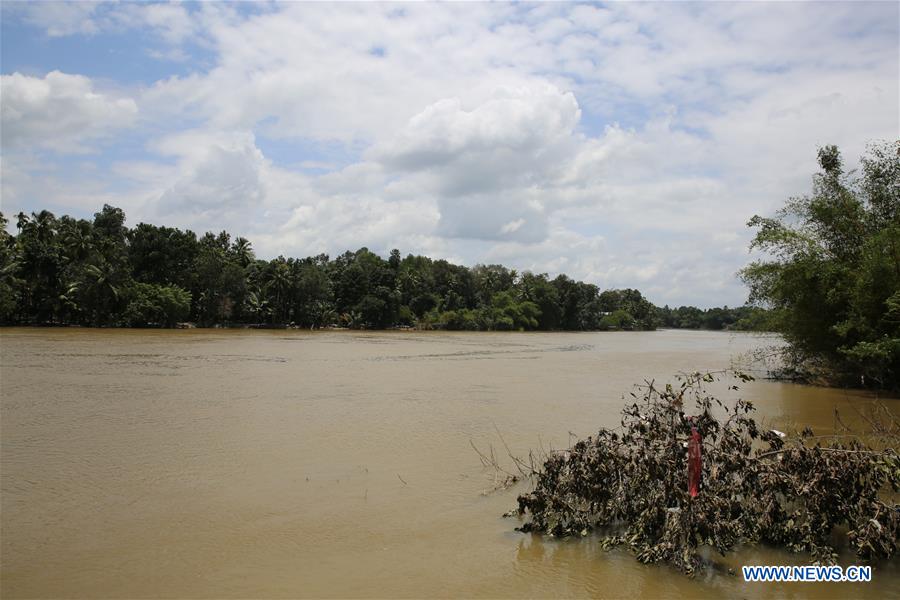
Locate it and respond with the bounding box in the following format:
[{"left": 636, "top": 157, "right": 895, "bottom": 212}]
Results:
[{"left": 0, "top": 321, "right": 772, "bottom": 333}]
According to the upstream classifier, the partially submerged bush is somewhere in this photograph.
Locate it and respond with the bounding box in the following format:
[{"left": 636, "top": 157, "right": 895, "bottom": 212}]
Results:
[{"left": 513, "top": 372, "right": 900, "bottom": 575}]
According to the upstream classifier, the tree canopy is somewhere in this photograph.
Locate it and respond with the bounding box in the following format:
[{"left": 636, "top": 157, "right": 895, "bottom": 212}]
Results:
[
  {"left": 0, "top": 205, "right": 766, "bottom": 332},
  {"left": 741, "top": 141, "right": 900, "bottom": 390}
]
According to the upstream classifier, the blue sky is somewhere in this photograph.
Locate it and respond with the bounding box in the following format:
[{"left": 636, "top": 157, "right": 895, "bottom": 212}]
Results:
[{"left": 2, "top": 1, "right": 898, "bottom": 307}]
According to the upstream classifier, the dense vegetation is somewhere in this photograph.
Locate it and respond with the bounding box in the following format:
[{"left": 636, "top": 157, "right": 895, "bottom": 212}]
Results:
[
  {"left": 741, "top": 141, "right": 900, "bottom": 390},
  {"left": 0, "top": 207, "right": 764, "bottom": 332},
  {"left": 512, "top": 372, "right": 900, "bottom": 576},
  {"left": 656, "top": 304, "right": 773, "bottom": 332}
]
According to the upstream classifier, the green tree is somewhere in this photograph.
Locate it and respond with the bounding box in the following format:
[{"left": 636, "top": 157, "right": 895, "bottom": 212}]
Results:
[
  {"left": 600, "top": 309, "right": 635, "bottom": 330},
  {"left": 75, "top": 261, "right": 124, "bottom": 325},
  {"left": 193, "top": 233, "right": 246, "bottom": 324},
  {"left": 128, "top": 223, "right": 199, "bottom": 290},
  {"left": 518, "top": 272, "right": 561, "bottom": 330},
  {"left": 121, "top": 283, "right": 191, "bottom": 327},
  {"left": 231, "top": 237, "right": 255, "bottom": 268},
  {"left": 472, "top": 263, "right": 517, "bottom": 306},
  {"left": 14, "top": 210, "right": 65, "bottom": 322},
  {"left": 598, "top": 288, "right": 657, "bottom": 330},
  {"left": 265, "top": 258, "right": 294, "bottom": 323},
  {"left": 741, "top": 141, "right": 900, "bottom": 388},
  {"left": 489, "top": 291, "right": 540, "bottom": 331},
  {"left": 0, "top": 213, "right": 21, "bottom": 322},
  {"left": 1, "top": 204, "right": 700, "bottom": 334}
]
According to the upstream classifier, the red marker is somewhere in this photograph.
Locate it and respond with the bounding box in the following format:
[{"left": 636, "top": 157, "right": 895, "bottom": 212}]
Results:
[{"left": 688, "top": 422, "right": 702, "bottom": 498}]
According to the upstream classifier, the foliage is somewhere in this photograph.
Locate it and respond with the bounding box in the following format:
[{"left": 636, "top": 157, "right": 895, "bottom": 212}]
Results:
[
  {"left": 599, "top": 289, "right": 657, "bottom": 329},
  {"left": 600, "top": 309, "right": 635, "bottom": 330},
  {"left": 0, "top": 214, "right": 19, "bottom": 322},
  {"left": 120, "top": 282, "right": 191, "bottom": 327},
  {"left": 741, "top": 141, "right": 900, "bottom": 388},
  {"left": 0, "top": 204, "right": 769, "bottom": 331},
  {"left": 656, "top": 304, "right": 775, "bottom": 332},
  {"left": 513, "top": 372, "right": 900, "bottom": 576}
]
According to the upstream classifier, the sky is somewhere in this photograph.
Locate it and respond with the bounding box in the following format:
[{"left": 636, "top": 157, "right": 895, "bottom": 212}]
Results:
[{"left": 1, "top": 1, "right": 897, "bottom": 308}]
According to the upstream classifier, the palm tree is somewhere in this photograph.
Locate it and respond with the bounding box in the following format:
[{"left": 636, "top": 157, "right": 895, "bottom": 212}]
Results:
[
  {"left": 57, "top": 281, "right": 82, "bottom": 322},
  {"left": 31, "top": 210, "right": 57, "bottom": 244},
  {"left": 312, "top": 301, "right": 337, "bottom": 328},
  {"left": 245, "top": 289, "right": 271, "bottom": 322},
  {"left": 341, "top": 310, "right": 363, "bottom": 329},
  {"left": 15, "top": 212, "right": 29, "bottom": 232},
  {"left": 14, "top": 210, "right": 61, "bottom": 321},
  {"left": 267, "top": 262, "right": 293, "bottom": 323},
  {"left": 81, "top": 262, "right": 121, "bottom": 324},
  {"left": 60, "top": 220, "right": 94, "bottom": 264},
  {"left": 232, "top": 237, "right": 254, "bottom": 268}
]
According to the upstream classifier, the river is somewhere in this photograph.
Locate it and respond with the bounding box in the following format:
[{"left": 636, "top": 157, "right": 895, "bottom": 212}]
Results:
[{"left": 1, "top": 328, "right": 897, "bottom": 598}]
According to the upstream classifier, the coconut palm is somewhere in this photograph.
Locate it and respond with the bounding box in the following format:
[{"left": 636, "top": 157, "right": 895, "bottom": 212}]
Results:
[
  {"left": 80, "top": 262, "right": 121, "bottom": 324},
  {"left": 232, "top": 237, "right": 254, "bottom": 268},
  {"left": 267, "top": 261, "right": 293, "bottom": 323},
  {"left": 59, "top": 219, "right": 94, "bottom": 264},
  {"left": 245, "top": 289, "right": 271, "bottom": 322}
]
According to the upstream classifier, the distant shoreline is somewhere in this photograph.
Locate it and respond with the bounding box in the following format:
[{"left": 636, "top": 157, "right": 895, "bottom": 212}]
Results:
[{"left": 0, "top": 323, "right": 773, "bottom": 333}]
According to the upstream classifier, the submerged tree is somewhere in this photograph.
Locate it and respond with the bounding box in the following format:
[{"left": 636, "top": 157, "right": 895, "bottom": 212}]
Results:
[{"left": 512, "top": 372, "right": 900, "bottom": 576}]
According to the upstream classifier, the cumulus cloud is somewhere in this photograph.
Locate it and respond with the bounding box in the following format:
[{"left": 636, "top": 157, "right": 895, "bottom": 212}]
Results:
[
  {"left": 0, "top": 71, "right": 137, "bottom": 153},
  {"left": 156, "top": 135, "right": 264, "bottom": 220},
  {"left": 370, "top": 84, "right": 581, "bottom": 242},
  {"left": 374, "top": 85, "right": 580, "bottom": 174}
]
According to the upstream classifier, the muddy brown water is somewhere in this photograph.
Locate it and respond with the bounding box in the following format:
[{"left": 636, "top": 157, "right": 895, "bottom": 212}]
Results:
[{"left": 1, "top": 328, "right": 898, "bottom": 598}]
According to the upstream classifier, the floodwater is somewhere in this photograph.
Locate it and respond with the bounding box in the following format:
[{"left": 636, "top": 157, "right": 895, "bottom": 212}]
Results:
[{"left": 1, "top": 328, "right": 897, "bottom": 599}]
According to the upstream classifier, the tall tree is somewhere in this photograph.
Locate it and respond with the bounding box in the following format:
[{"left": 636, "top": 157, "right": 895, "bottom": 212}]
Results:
[{"left": 741, "top": 141, "right": 900, "bottom": 389}]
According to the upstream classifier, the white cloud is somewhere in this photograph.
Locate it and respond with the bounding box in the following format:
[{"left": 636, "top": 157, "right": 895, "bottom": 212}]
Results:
[
  {"left": 369, "top": 83, "right": 581, "bottom": 242},
  {"left": 11, "top": 1, "right": 201, "bottom": 52},
  {"left": 130, "top": 2, "right": 197, "bottom": 46},
  {"left": 156, "top": 138, "right": 264, "bottom": 220},
  {"left": 2, "top": 1, "right": 897, "bottom": 307},
  {"left": 373, "top": 84, "right": 580, "bottom": 178},
  {"left": 0, "top": 71, "right": 137, "bottom": 153},
  {"left": 500, "top": 219, "right": 525, "bottom": 235},
  {"left": 16, "top": 1, "right": 103, "bottom": 37}
]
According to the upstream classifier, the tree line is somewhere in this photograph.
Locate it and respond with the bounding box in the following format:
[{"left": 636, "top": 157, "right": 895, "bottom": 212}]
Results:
[
  {"left": 0, "top": 207, "right": 766, "bottom": 332},
  {"left": 656, "top": 304, "right": 773, "bottom": 332}
]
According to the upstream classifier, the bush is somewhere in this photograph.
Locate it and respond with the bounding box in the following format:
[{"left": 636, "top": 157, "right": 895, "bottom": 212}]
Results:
[
  {"left": 121, "top": 282, "right": 191, "bottom": 327},
  {"left": 600, "top": 309, "right": 635, "bottom": 330}
]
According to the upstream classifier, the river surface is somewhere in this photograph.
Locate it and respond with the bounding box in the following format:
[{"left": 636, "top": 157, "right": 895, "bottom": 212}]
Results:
[{"left": 1, "top": 328, "right": 898, "bottom": 598}]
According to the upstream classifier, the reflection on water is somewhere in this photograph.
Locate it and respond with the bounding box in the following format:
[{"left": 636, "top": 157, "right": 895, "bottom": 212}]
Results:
[{"left": 1, "top": 328, "right": 897, "bottom": 598}]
